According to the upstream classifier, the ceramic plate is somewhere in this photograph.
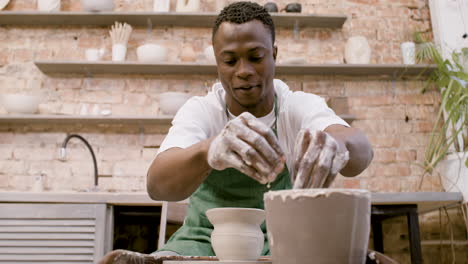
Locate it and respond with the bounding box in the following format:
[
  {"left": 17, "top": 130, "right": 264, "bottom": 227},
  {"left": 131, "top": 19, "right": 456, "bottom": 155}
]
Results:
[{"left": 0, "top": 0, "right": 9, "bottom": 10}]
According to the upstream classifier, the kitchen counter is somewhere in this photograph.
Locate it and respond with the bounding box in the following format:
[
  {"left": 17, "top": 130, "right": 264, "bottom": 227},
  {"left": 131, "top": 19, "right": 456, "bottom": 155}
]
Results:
[
  {"left": 0, "top": 191, "right": 462, "bottom": 212},
  {"left": 0, "top": 191, "right": 163, "bottom": 206}
]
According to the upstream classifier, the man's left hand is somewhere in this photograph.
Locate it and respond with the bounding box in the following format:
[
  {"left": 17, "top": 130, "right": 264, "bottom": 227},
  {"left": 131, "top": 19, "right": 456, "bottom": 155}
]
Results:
[{"left": 292, "top": 129, "right": 349, "bottom": 189}]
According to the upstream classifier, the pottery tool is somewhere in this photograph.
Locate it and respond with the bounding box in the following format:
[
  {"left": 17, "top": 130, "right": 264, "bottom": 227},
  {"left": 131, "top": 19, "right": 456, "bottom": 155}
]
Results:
[{"left": 109, "top": 21, "right": 133, "bottom": 45}]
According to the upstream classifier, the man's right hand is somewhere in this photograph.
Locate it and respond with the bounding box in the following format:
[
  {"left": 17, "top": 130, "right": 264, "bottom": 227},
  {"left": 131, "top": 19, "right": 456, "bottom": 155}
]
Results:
[{"left": 207, "top": 112, "right": 285, "bottom": 184}]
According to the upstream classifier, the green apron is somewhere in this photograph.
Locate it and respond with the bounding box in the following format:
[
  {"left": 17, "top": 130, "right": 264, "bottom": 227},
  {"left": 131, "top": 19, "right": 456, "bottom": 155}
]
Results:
[
  {"left": 158, "top": 95, "right": 291, "bottom": 256},
  {"left": 158, "top": 166, "right": 291, "bottom": 256}
]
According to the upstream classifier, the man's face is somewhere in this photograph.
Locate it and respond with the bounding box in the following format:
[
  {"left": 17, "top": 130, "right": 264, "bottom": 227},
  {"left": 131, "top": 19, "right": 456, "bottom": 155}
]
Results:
[{"left": 213, "top": 20, "right": 277, "bottom": 115}]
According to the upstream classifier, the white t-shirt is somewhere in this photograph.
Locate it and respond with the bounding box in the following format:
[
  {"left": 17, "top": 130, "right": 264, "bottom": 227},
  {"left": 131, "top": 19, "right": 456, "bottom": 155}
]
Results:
[{"left": 158, "top": 79, "right": 349, "bottom": 174}]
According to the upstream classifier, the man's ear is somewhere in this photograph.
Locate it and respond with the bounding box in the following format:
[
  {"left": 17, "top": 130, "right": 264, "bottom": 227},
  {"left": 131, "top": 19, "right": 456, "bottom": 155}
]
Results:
[{"left": 273, "top": 45, "right": 278, "bottom": 61}]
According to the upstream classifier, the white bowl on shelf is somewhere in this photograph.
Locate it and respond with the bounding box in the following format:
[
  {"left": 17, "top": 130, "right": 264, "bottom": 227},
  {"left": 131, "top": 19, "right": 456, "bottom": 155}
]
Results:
[
  {"left": 81, "top": 0, "right": 114, "bottom": 12},
  {"left": 137, "top": 44, "right": 168, "bottom": 63},
  {"left": 1, "top": 94, "right": 41, "bottom": 114},
  {"left": 159, "top": 92, "right": 192, "bottom": 116}
]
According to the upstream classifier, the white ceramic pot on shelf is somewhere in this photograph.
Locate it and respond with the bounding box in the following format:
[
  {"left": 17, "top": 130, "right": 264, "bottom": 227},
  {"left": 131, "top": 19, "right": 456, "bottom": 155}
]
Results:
[
  {"left": 206, "top": 207, "right": 265, "bottom": 261},
  {"left": 136, "top": 44, "right": 168, "bottom": 63},
  {"left": 81, "top": 0, "right": 114, "bottom": 12},
  {"left": 344, "top": 36, "right": 371, "bottom": 64},
  {"left": 153, "top": 0, "right": 170, "bottom": 12},
  {"left": 38, "top": 0, "right": 60, "bottom": 12},
  {"left": 401, "top": 41, "right": 416, "bottom": 65},
  {"left": 203, "top": 45, "right": 216, "bottom": 63},
  {"left": 1, "top": 94, "right": 41, "bottom": 114},
  {"left": 176, "top": 0, "right": 200, "bottom": 12},
  {"left": 85, "top": 48, "right": 105, "bottom": 61},
  {"left": 112, "top": 44, "right": 127, "bottom": 62}
]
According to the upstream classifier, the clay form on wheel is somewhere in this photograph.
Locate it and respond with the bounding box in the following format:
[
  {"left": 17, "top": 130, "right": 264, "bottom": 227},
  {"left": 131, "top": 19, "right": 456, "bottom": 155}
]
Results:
[
  {"left": 264, "top": 189, "right": 371, "bottom": 264},
  {"left": 206, "top": 207, "right": 265, "bottom": 261}
]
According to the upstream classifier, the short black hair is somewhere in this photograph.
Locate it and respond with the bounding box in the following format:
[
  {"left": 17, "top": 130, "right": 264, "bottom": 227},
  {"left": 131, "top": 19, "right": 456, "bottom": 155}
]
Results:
[{"left": 212, "top": 1, "right": 275, "bottom": 44}]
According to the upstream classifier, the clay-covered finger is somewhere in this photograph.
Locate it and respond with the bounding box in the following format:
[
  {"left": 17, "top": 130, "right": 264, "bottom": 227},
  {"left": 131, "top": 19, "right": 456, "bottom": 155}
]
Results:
[
  {"left": 294, "top": 131, "right": 325, "bottom": 188},
  {"left": 292, "top": 129, "right": 310, "bottom": 183},
  {"left": 226, "top": 133, "right": 273, "bottom": 178},
  {"left": 322, "top": 172, "right": 338, "bottom": 188},
  {"left": 242, "top": 115, "right": 285, "bottom": 159},
  {"left": 225, "top": 151, "right": 267, "bottom": 183},
  {"left": 231, "top": 120, "right": 281, "bottom": 168},
  {"left": 330, "top": 150, "right": 350, "bottom": 175},
  {"left": 309, "top": 137, "right": 336, "bottom": 188}
]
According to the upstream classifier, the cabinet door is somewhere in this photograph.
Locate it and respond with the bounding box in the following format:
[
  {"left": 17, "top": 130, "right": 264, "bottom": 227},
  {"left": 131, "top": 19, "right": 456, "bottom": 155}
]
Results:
[{"left": 0, "top": 203, "right": 106, "bottom": 264}]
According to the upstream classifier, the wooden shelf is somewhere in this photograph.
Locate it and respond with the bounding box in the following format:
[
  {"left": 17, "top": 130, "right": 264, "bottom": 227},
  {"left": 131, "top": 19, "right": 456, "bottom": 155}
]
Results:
[
  {"left": 0, "top": 115, "right": 173, "bottom": 125},
  {"left": 35, "top": 61, "right": 436, "bottom": 77},
  {"left": 0, "top": 114, "right": 356, "bottom": 125},
  {"left": 0, "top": 11, "right": 346, "bottom": 28}
]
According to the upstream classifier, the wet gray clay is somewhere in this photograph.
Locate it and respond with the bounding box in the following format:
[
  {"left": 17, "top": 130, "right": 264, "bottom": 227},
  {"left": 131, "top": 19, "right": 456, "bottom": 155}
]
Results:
[{"left": 264, "top": 189, "right": 371, "bottom": 264}]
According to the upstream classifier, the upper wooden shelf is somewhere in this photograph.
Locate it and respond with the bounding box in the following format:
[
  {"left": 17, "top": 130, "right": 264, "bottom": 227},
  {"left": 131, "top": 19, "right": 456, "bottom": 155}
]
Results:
[
  {"left": 0, "top": 115, "right": 173, "bottom": 126},
  {"left": 35, "top": 61, "right": 436, "bottom": 77},
  {"left": 0, "top": 114, "right": 356, "bottom": 125},
  {"left": 0, "top": 11, "right": 347, "bottom": 28}
]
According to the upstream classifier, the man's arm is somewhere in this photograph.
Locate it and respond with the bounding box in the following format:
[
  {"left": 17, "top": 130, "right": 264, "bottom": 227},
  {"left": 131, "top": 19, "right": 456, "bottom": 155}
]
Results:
[
  {"left": 324, "top": 124, "right": 373, "bottom": 177},
  {"left": 147, "top": 138, "right": 214, "bottom": 201}
]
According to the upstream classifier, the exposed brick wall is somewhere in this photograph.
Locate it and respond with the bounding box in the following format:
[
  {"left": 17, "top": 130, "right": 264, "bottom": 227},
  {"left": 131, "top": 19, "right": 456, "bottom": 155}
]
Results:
[{"left": 0, "top": 0, "right": 466, "bottom": 262}]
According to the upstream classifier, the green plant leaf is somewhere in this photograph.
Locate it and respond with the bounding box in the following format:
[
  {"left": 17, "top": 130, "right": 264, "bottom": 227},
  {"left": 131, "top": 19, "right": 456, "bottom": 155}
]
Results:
[{"left": 465, "top": 157, "right": 468, "bottom": 168}]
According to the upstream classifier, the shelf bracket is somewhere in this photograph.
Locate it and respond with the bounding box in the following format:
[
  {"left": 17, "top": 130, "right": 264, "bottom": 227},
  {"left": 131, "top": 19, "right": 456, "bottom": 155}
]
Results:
[{"left": 293, "top": 19, "right": 300, "bottom": 40}]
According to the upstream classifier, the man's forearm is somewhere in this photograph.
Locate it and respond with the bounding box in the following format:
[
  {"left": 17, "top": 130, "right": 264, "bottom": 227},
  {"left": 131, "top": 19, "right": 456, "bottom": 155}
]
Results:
[
  {"left": 325, "top": 125, "right": 373, "bottom": 177},
  {"left": 147, "top": 138, "right": 214, "bottom": 201}
]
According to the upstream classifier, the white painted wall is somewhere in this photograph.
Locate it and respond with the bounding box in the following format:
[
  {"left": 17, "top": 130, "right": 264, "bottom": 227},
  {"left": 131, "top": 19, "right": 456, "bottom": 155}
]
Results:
[{"left": 429, "top": 0, "right": 468, "bottom": 58}]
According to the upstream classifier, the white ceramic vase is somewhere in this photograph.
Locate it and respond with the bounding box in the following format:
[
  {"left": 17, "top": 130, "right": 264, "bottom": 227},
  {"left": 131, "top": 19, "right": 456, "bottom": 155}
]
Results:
[
  {"left": 344, "top": 36, "right": 371, "bottom": 64},
  {"left": 204, "top": 45, "right": 216, "bottom": 63},
  {"left": 206, "top": 207, "right": 265, "bottom": 261},
  {"left": 176, "top": 0, "right": 200, "bottom": 12},
  {"left": 136, "top": 44, "right": 168, "bottom": 63},
  {"left": 401, "top": 41, "right": 416, "bottom": 65},
  {"left": 85, "top": 48, "right": 105, "bottom": 61},
  {"left": 264, "top": 189, "right": 371, "bottom": 264},
  {"left": 38, "top": 0, "right": 60, "bottom": 12},
  {"left": 153, "top": 0, "right": 170, "bottom": 12},
  {"left": 439, "top": 152, "right": 468, "bottom": 203},
  {"left": 112, "top": 44, "right": 127, "bottom": 62}
]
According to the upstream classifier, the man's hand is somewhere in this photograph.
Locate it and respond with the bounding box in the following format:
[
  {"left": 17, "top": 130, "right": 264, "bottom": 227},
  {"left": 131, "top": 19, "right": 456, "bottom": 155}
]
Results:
[
  {"left": 292, "top": 129, "right": 349, "bottom": 189},
  {"left": 207, "top": 112, "right": 285, "bottom": 184}
]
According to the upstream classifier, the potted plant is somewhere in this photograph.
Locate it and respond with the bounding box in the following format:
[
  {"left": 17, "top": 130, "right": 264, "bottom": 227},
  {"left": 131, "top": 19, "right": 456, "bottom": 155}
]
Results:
[{"left": 417, "top": 33, "right": 468, "bottom": 201}]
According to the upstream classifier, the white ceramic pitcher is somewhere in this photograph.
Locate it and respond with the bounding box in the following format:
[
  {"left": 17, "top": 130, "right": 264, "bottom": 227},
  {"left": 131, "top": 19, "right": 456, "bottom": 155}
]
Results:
[{"left": 176, "top": 0, "right": 200, "bottom": 12}]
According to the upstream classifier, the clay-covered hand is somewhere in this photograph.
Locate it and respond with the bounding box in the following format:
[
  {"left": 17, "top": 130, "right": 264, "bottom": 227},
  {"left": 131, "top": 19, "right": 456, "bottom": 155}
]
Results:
[
  {"left": 292, "top": 129, "right": 349, "bottom": 189},
  {"left": 207, "top": 112, "right": 285, "bottom": 184}
]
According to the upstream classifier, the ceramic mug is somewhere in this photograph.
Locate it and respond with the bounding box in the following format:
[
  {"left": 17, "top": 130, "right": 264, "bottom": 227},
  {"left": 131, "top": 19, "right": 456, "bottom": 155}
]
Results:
[
  {"left": 401, "top": 42, "right": 416, "bottom": 65},
  {"left": 112, "top": 44, "right": 127, "bottom": 62},
  {"left": 38, "top": 0, "right": 60, "bottom": 11},
  {"left": 85, "top": 48, "right": 105, "bottom": 61}
]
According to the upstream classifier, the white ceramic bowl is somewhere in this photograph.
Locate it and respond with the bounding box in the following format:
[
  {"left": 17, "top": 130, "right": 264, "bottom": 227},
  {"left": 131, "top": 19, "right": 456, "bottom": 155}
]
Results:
[
  {"left": 137, "top": 44, "right": 168, "bottom": 63},
  {"left": 159, "top": 92, "right": 192, "bottom": 116},
  {"left": 81, "top": 0, "right": 114, "bottom": 12},
  {"left": 206, "top": 207, "right": 265, "bottom": 261},
  {"left": 1, "top": 94, "right": 41, "bottom": 114}
]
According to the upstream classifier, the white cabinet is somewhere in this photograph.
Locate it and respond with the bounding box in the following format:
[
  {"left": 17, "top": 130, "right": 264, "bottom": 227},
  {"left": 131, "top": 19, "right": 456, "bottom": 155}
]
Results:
[{"left": 0, "top": 203, "right": 107, "bottom": 263}]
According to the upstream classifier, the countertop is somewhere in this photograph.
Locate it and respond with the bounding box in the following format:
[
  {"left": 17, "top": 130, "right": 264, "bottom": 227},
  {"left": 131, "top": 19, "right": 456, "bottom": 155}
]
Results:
[{"left": 0, "top": 191, "right": 462, "bottom": 212}]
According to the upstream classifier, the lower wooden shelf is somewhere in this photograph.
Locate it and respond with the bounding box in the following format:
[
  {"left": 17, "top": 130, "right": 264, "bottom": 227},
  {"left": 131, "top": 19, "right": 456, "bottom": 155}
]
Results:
[{"left": 34, "top": 61, "right": 436, "bottom": 77}]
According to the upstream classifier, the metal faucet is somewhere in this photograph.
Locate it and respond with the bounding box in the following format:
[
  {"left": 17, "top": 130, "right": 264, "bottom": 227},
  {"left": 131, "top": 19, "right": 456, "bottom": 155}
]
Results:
[{"left": 60, "top": 134, "right": 99, "bottom": 189}]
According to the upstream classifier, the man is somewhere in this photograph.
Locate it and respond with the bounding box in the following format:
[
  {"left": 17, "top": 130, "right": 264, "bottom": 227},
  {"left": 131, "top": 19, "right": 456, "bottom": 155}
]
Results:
[{"left": 99, "top": 2, "right": 373, "bottom": 263}]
